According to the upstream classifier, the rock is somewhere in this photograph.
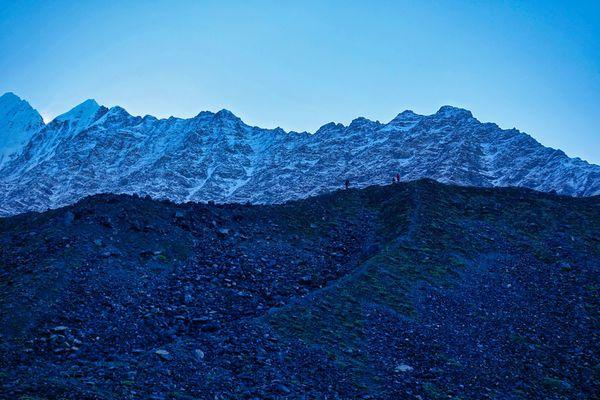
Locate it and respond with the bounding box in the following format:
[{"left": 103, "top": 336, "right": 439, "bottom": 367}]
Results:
[
  {"left": 395, "top": 364, "right": 414, "bottom": 372},
  {"left": 275, "top": 384, "right": 291, "bottom": 394},
  {"left": 194, "top": 349, "right": 205, "bottom": 361},
  {"left": 218, "top": 228, "right": 230, "bottom": 236},
  {"left": 101, "top": 245, "right": 121, "bottom": 258},
  {"left": 51, "top": 326, "right": 69, "bottom": 333},
  {"left": 200, "top": 322, "right": 220, "bottom": 332},
  {"left": 559, "top": 261, "right": 573, "bottom": 271},
  {"left": 64, "top": 211, "right": 75, "bottom": 225},
  {"left": 155, "top": 349, "right": 172, "bottom": 361},
  {"left": 192, "top": 316, "right": 212, "bottom": 325},
  {"left": 542, "top": 377, "right": 572, "bottom": 391}
]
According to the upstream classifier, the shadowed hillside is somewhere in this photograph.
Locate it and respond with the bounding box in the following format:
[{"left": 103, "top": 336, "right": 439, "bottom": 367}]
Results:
[{"left": 0, "top": 180, "right": 598, "bottom": 399}]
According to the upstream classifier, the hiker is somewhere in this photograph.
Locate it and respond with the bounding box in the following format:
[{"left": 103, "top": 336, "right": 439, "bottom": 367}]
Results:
[
  {"left": 396, "top": 173, "right": 401, "bottom": 183},
  {"left": 344, "top": 179, "right": 350, "bottom": 190}
]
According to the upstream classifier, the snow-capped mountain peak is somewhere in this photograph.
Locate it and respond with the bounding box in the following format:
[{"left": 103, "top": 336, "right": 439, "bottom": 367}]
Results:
[
  {"left": 53, "top": 99, "right": 103, "bottom": 130},
  {"left": 0, "top": 92, "right": 44, "bottom": 167}
]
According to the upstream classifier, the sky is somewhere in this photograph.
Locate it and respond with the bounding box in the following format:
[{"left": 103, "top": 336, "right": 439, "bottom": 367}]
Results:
[{"left": 1, "top": 0, "right": 599, "bottom": 163}]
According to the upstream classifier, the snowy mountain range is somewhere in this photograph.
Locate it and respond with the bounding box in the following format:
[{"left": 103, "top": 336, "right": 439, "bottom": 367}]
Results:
[{"left": 0, "top": 92, "right": 598, "bottom": 215}]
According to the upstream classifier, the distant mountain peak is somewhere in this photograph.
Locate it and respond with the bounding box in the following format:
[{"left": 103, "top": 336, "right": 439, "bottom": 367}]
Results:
[
  {"left": 194, "top": 110, "right": 214, "bottom": 119},
  {"left": 349, "top": 116, "right": 372, "bottom": 126},
  {"left": 315, "top": 122, "right": 345, "bottom": 134},
  {"left": 214, "top": 108, "right": 240, "bottom": 121},
  {"left": 0, "top": 91, "right": 22, "bottom": 103},
  {"left": 106, "top": 105, "right": 131, "bottom": 118},
  {"left": 435, "top": 105, "right": 473, "bottom": 119},
  {"left": 55, "top": 99, "right": 100, "bottom": 119},
  {"left": 53, "top": 99, "right": 103, "bottom": 131},
  {"left": 385, "top": 110, "right": 423, "bottom": 132},
  {"left": 393, "top": 110, "right": 419, "bottom": 119},
  {"left": 0, "top": 92, "right": 44, "bottom": 167},
  {"left": 0, "top": 92, "right": 38, "bottom": 115}
]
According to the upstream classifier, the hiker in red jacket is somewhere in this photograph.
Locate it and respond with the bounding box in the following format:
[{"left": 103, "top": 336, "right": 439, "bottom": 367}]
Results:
[{"left": 396, "top": 173, "right": 401, "bottom": 183}]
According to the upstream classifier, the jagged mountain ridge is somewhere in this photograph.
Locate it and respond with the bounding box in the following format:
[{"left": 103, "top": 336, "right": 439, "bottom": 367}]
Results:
[{"left": 0, "top": 92, "right": 598, "bottom": 215}]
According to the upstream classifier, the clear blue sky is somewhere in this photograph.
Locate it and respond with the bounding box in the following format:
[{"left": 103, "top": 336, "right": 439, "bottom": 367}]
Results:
[{"left": 1, "top": 0, "right": 598, "bottom": 163}]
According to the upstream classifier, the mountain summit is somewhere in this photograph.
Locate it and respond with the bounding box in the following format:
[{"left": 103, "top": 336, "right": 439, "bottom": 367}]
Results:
[
  {"left": 0, "top": 93, "right": 598, "bottom": 215},
  {"left": 0, "top": 92, "right": 44, "bottom": 168}
]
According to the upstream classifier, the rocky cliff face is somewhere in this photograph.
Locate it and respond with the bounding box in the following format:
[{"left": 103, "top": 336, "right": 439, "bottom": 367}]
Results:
[{"left": 0, "top": 94, "right": 598, "bottom": 215}]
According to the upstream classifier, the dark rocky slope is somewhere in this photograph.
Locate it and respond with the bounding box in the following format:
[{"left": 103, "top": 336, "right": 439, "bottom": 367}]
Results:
[{"left": 0, "top": 180, "right": 598, "bottom": 399}]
